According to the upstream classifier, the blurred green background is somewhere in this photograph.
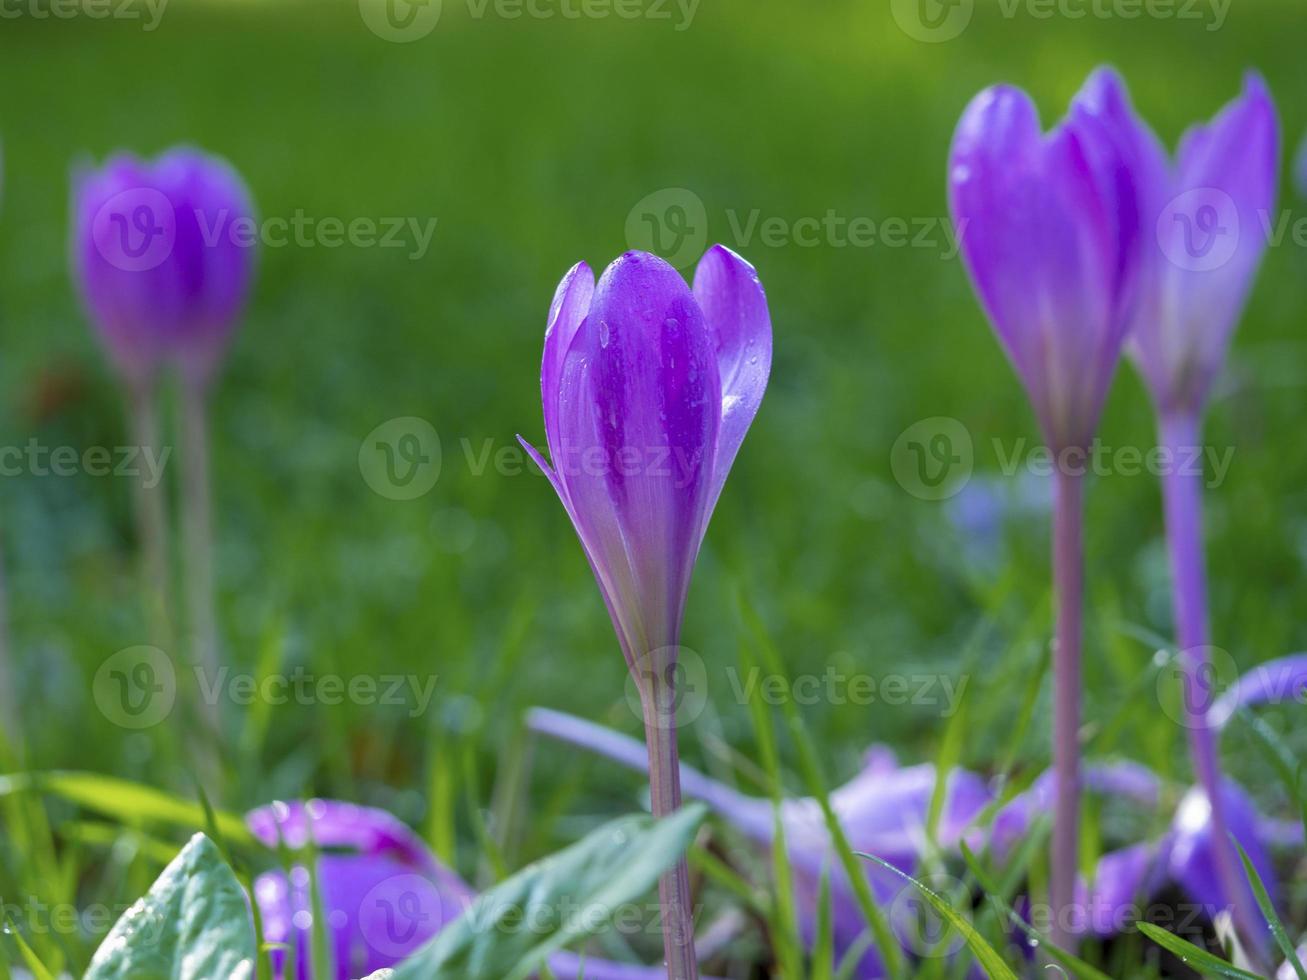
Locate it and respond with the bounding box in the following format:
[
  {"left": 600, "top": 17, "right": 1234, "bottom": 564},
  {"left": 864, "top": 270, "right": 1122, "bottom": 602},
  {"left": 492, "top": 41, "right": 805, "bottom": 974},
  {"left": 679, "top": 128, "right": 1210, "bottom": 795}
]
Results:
[{"left": 1, "top": 0, "right": 1307, "bottom": 963}]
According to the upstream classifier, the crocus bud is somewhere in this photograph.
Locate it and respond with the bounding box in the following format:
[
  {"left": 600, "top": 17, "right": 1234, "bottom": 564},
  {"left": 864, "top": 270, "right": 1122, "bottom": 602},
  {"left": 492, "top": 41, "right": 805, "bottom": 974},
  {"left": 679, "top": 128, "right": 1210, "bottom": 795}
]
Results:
[
  {"left": 1086, "top": 72, "right": 1278, "bottom": 417},
  {"left": 948, "top": 69, "right": 1141, "bottom": 452},
  {"left": 520, "top": 247, "right": 771, "bottom": 671},
  {"left": 71, "top": 147, "right": 256, "bottom": 388}
]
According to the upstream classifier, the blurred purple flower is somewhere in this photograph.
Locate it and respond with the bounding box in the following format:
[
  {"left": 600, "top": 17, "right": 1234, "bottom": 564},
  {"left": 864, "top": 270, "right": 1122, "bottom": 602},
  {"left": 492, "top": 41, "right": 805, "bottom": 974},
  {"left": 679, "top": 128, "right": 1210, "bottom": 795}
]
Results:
[
  {"left": 528, "top": 708, "right": 990, "bottom": 977},
  {"left": 519, "top": 247, "right": 771, "bottom": 675},
  {"left": 71, "top": 147, "right": 256, "bottom": 387},
  {"left": 1210, "top": 652, "right": 1307, "bottom": 728},
  {"left": 1084, "top": 71, "right": 1279, "bottom": 416},
  {"left": 247, "top": 799, "right": 721, "bottom": 980},
  {"left": 948, "top": 68, "right": 1140, "bottom": 452}
]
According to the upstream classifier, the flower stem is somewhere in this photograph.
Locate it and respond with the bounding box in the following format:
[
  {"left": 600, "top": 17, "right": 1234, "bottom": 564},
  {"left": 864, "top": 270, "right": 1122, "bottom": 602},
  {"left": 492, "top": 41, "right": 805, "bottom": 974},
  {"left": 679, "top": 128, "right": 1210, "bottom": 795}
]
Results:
[
  {"left": 641, "top": 663, "right": 699, "bottom": 980},
  {"left": 1051, "top": 467, "right": 1084, "bottom": 954},
  {"left": 128, "top": 383, "right": 173, "bottom": 650},
  {"left": 180, "top": 382, "right": 221, "bottom": 740},
  {"left": 1158, "top": 411, "right": 1263, "bottom": 960}
]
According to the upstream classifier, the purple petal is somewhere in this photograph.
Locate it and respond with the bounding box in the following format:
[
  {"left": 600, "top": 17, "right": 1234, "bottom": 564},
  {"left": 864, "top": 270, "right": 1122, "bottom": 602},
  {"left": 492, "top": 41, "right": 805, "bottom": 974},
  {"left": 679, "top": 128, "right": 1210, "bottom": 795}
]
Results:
[
  {"left": 1169, "top": 779, "right": 1278, "bottom": 925},
  {"left": 691, "top": 244, "right": 772, "bottom": 530},
  {"left": 248, "top": 801, "right": 473, "bottom": 980},
  {"left": 1130, "top": 73, "right": 1280, "bottom": 412},
  {"left": 249, "top": 798, "right": 726, "bottom": 980},
  {"left": 948, "top": 76, "right": 1134, "bottom": 449},
  {"left": 550, "top": 252, "right": 721, "bottom": 654},
  {"left": 1076, "top": 842, "right": 1165, "bottom": 936},
  {"left": 1211, "top": 653, "right": 1307, "bottom": 729},
  {"left": 542, "top": 262, "right": 596, "bottom": 464}
]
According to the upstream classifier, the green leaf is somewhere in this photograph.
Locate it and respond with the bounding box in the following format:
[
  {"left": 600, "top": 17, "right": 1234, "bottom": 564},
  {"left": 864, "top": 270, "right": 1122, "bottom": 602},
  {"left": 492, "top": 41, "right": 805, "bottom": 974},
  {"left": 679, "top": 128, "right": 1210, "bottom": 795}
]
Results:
[
  {"left": 858, "top": 853, "right": 1018, "bottom": 980},
  {"left": 0, "top": 771, "right": 251, "bottom": 844},
  {"left": 1232, "top": 837, "right": 1305, "bottom": 980},
  {"left": 1136, "top": 923, "right": 1265, "bottom": 979},
  {"left": 391, "top": 804, "right": 708, "bottom": 980},
  {"left": 85, "top": 833, "right": 256, "bottom": 980}
]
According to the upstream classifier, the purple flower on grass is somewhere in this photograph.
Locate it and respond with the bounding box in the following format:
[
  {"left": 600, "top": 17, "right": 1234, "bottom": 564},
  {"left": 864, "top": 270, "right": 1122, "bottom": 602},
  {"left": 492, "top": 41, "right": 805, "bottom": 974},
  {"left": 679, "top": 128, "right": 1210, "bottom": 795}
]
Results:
[
  {"left": 528, "top": 708, "right": 991, "bottom": 978},
  {"left": 520, "top": 247, "right": 771, "bottom": 979},
  {"left": 948, "top": 66, "right": 1142, "bottom": 953},
  {"left": 519, "top": 247, "right": 771, "bottom": 674},
  {"left": 248, "top": 799, "right": 723, "bottom": 980},
  {"left": 71, "top": 147, "right": 256, "bottom": 388},
  {"left": 948, "top": 69, "right": 1140, "bottom": 454},
  {"left": 1084, "top": 69, "right": 1279, "bottom": 959},
  {"left": 1085, "top": 72, "right": 1278, "bottom": 416}
]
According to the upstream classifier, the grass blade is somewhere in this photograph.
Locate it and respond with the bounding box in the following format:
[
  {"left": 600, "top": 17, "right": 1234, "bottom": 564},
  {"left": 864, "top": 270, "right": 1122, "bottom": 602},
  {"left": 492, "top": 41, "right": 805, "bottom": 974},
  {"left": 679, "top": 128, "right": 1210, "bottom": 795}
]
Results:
[
  {"left": 1137, "top": 923, "right": 1265, "bottom": 979},
  {"left": 1232, "top": 837, "right": 1305, "bottom": 980},
  {"left": 858, "top": 853, "right": 1017, "bottom": 979}
]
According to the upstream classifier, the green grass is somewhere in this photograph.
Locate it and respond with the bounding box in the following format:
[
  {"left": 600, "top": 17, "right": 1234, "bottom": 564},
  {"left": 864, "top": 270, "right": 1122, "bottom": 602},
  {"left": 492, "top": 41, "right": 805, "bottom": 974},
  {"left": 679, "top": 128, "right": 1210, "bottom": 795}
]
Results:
[{"left": 2, "top": 0, "right": 1307, "bottom": 974}]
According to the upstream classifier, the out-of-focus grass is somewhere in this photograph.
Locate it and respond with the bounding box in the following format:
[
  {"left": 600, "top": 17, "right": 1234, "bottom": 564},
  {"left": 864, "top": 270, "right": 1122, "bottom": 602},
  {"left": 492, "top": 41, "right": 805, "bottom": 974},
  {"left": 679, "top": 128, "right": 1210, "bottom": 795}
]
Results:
[{"left": 1, "top": 0, "right": 1307, "bottom": 971}]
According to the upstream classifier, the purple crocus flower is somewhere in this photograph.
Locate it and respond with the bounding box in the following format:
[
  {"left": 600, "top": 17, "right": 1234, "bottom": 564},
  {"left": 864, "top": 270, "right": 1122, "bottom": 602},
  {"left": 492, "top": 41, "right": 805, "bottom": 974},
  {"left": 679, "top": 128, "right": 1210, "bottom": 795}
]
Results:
[
  {"left": 520, "top": 247, "right": 770, "bottom": 673},
  {"left": 528, "top": 708, "right": 992, "bottom": 978},
  {"left": 1084, "top": 70, "right": 1280, "bottom": 958},
  {"left": 1090, "top": 72, "right": 1279, "bottom": 417},
  {"left": 520, "top": 247, "right": 771, "bottom": 979},
  {"left": 948, "top": 67, "right": 1141, "bottom": 953},
  {"left": 247, "top": 799, "right": 724, "bottom": 980},
  {"left": 948, "top": 70, "right": 1139, "bottom": 454},
  {"left": 71, "top": 147, "right": 256, "bottom": 388}
]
